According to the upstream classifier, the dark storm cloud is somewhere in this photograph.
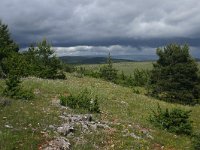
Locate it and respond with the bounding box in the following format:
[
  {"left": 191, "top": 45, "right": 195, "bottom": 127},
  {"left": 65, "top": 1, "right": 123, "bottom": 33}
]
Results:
[{"left": 0, "top": 0, "right": 200, "bottom": 57}]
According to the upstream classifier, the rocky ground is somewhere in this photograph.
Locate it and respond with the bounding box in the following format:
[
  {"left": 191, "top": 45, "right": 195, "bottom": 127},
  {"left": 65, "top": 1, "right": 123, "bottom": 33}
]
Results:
[{"left": 39, "top": 98, "right": 155, "bottom": 150}]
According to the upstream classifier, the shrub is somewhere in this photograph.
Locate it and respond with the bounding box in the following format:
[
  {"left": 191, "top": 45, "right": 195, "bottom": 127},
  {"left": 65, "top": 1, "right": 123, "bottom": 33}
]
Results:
[
  {"left": 133, "top": 69, "right": 150, "bottom": 86},
  {"left": 3, "top": 75, "right": 34, "bottom": 100},
  {"left": 149, "top": 104, "right": 192, "bottom": 135},
  {"left": 59, "top": 95, "right": 67, "bottom": 106},
  {"left": 63, "top": 64, "right": 76, "bottom": 73},
  {"left": 192, "top": 133, "right": 200, "bottom": 150},
  {"left": 3, "top": 75, "right": 21, "bottom": 98},
  {"left": 59, "top": 89, "right": 100, "bottom": 113},
  {"left": 16, "top": 89, "right": 34, "bottom": 100}
]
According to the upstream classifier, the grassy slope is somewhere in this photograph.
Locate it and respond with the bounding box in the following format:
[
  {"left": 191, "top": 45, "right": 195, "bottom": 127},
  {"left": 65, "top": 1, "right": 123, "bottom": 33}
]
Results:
[{"left": 0, "top": 62, "right": 200, "bottom": 149}]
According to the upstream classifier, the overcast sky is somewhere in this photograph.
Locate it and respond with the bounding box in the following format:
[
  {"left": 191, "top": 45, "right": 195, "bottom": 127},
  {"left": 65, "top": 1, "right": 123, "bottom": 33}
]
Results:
[{"left": 0, "top": 0, "right": 200, "bottom": 57}]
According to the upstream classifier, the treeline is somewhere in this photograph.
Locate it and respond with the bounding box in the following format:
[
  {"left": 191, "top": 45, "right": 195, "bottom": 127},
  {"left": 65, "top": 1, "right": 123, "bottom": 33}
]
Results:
[
  {"left": 0, "top": 21, "right": 65, "bottom": 99},
  {"left": 75, "top": 54, "right": 150, "bottom": 87},
  {"left": 75, "top": 47, "right": 200, "bottom": 105}
]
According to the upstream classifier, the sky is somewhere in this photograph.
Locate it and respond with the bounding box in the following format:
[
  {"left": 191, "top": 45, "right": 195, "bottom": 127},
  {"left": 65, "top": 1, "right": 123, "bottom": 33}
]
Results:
[{"left": 0, "top": 0, "right": 200, "bottom": 58}]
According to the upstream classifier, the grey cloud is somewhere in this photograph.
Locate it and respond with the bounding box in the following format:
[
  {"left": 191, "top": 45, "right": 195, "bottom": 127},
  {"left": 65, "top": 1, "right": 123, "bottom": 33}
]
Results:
[
  {"left": 54, "top": 45, "right": 156, "bottom": 56},
  {"left": 0, "top": 0, "right": 200, "bottom": 56}
]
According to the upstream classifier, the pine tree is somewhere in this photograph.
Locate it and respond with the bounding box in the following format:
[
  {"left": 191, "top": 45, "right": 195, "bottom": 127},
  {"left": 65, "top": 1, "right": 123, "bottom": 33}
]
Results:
[
  {"left": 0, "top": 20, "right": 18, "bottom": 63},
  {"left": 150, "top": 44, "right": 200, "bottom": 105},
  {"left": 0, "top": 20, "right": 19, "bottom": 77},
  {"left": 99, "top": 53, "right": 117, "bottom": 81},
  {"left": 23, "top": 39, "right": 64, "bottom": 79}
]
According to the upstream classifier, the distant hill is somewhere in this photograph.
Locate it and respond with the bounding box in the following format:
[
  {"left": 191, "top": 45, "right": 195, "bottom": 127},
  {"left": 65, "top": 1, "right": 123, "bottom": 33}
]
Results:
[
  {"left": 59, "top": 56, "right": 135, "bottom": 64},
  {"left": 59, "top": 55, "right": 200, "bottom": 64}
]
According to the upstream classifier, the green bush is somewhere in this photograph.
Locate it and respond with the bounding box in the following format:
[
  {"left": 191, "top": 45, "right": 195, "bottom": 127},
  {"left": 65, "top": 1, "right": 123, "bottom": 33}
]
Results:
[
  {"left": 63, "top": 64, "right": 76, "bottom": 73},
  {"left": 3, "top": 75, "right": 34, "bottom": 100},
  {"left": 192, "top": 133, "right": 200, "bottom": 150},
  {"left": 133, "top": 69, "right": 150, "bottom": 86},
  {"left": 59, "top": 89, "right": 100, "bottom": 113},
  {"left": 59, "top": 95, "right": 68, "bottom": 106},
  {"left": 3, "top": 75, "right": 21, "bottom": 98},
  {"left": 16, "top": 89, "right": 34, "bottom": 100},
  {"left": 150, "top": 104, "right": 192, "bottom": 135}
]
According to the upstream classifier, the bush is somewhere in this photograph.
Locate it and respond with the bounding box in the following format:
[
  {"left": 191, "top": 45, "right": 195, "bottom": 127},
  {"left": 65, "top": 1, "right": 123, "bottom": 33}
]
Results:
[
  {"left": 192, "top": 133, "right": 200, "bottom": 150},
  {"left": 16, "top": 89, "right": 34, "bottom": 100},
  {"left": 3, "top": 75, "right": 21, "bottom": 98},
  {"left": 63, "top": 64, "right": 76, "bottom": 73},
  {"left": 3, "top": 75, "right": 34, "bottom": 100},
  {"left": 150, "top": 104, "right": 192, "bottom": 135},
  {"left": 133, "top": 69, "right": 150, "bottom": 86},
  {"left": 59, "top": 89, "right": 100, "bottom": 113},
  {"left": 59, "top": 95, "right": 67, "bottom": 106}
]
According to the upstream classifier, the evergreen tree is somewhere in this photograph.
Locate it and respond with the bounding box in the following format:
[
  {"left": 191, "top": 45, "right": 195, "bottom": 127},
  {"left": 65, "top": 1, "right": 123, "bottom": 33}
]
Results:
[
  {"left": 0, "top": 20, "right": 19, "bottom": 76},
  {"left": 23, "top": 39, "right": 65, "bottom": 79},
  {"left": 99, "top": 53, "right": 117, "bottom": 81},
  {"left": 150, "top": 44, "right": 200, "bottom": 105}
]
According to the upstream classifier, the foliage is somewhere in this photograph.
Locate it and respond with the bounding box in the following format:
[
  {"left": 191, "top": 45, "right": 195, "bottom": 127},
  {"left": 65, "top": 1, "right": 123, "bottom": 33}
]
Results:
[
  {"left": 3, "top": 75, "right": 34, "bottom": 100},
  {"left": 192, "top": 133, "right": 200, "bottom": 150},
  {"left": 59, "top": 89, "right": 100, "bottom": 113},
  {"left": 63, "top": 64, "right": 76, "bottom": 73},
  {"left": 0, "top": 21, "right": 18, "bottom": 63},
  {"left": 99, "top": 53, "right": 118, "bottom": 81},
  {"left": 0, "top": 21, "right": 19, "bottom": 76},
  {"left": 59, "top": 95, "right": 67, "bottom": 106},
  {"left": 23, "top": 40, "right": 65, "bottom": 79},
  {"left": 1, "top": 52, "right": 29, "bottom": 77},
  {"left": 150, "top": 104, "right": 192, "bottom": 135},
  {"left": 3, "top": 75, "right": 21, "bottom": 98},
  {"left": 150, "top": 44, "right": 200, "bottom": 105},
  {"left": 132, "top": 69, "right": 150, "bottom": 86}
]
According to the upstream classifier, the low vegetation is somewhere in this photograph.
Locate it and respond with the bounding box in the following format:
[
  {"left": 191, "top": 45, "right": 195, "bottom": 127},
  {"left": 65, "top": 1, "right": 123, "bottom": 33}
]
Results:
[
  {"left": 192, "top": 133, "right": 200, "bottom": 150},
  {"left": 150, "top": 104, "right": 192, "bottom": 135},
  {"left": 59, "top": 89, "right": 100, "bottom": 113}
]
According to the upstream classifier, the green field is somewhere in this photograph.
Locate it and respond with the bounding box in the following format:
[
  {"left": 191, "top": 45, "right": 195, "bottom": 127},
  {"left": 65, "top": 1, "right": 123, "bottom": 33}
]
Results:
[
  {"left": 0, "top": 62, "right": 200, "bottom": 149},
  {"left": 79, "top": 61, "right": 200, "bottom": 75}
]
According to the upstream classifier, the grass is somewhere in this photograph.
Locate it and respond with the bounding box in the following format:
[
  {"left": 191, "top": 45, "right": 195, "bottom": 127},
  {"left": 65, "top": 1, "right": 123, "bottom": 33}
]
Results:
[
  {"left": 0, "top": 61, "right": 200, "bottom": 149},
  {"left": 79, "top": 61, "right": 200, "bottom": 76},
  {"left": 78, "top": 62, "right": 154, "bottom": 76}
]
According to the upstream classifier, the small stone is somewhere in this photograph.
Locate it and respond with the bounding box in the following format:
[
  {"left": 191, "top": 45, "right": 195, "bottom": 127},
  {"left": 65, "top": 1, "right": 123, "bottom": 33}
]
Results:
[
  {"left": 130, "top": 133, "right": 141, "bottom": 139},
  {"left": 49, "top": 125, "right": 55, "bottom": 130},
  {"left": 90, "top": 124, "right": 97, "bottom": 130},
  {"left": 5, "top": 125, "right": 13, "bottom": 129},
  {"left": 146, "top": 134, "right": 154, "bottom": 139},
  {"left": 57, "top": 124, "right": 74, "bottom": 136},
  {"left": 97, "top": 123, "right": 109, "bottom": 129},
  {"left": 42, "top": 137, "right": 70, "bottom": 150}
]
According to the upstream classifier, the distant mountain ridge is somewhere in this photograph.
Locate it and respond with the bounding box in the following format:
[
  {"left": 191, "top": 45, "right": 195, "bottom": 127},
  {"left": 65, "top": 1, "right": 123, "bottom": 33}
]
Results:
[
  {"left": 59, "top": 55, "right": 200, "bottom": 64},
  {"left": 59, "top": 56, "right": 135, "bottom": 64}
]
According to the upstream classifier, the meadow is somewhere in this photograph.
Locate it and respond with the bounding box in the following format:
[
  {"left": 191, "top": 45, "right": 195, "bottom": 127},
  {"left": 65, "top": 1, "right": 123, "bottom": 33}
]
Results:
[{"left": 0, "top": 62, "right": 200, "bottom": 149}]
